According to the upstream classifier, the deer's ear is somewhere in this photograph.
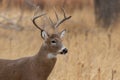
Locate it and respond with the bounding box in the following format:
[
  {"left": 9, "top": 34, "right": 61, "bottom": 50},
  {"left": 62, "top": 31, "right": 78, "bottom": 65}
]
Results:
[
  {"left": 60, "top": 29, "right": 66, "bottom": 38},
  {"left": 41, "top": 30, "right": 49, "bottom": 40}
]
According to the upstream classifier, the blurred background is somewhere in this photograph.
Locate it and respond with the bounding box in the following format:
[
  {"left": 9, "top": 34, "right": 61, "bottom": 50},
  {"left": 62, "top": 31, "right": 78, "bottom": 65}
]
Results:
[{"left": 0, "top": 0, "right": 120, "bottom": 80}]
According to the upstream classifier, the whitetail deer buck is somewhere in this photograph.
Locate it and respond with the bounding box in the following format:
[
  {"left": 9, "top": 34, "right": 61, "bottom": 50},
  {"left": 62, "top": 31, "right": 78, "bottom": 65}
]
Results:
[{"left": 0, "top": 7, "right": 71, "bottom": 80}]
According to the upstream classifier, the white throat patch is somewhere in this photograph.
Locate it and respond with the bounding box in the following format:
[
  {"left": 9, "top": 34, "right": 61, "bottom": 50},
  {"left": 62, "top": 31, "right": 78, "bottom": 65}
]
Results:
[{"left": 47, "top": 53, "right": 56, "bottom": 59}]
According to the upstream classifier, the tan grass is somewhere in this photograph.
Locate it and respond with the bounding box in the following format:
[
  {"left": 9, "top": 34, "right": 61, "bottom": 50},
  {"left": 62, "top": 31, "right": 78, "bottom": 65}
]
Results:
[{"left": 0, "top": 8, "right": 120, "bottom": 80}]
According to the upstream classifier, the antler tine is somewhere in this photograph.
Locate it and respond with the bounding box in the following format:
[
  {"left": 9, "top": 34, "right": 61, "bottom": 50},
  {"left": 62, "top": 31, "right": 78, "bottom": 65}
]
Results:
[
  {"left": 48, "top": 17, "right": 55, "bottom": 28},
  {"left": 62, "top": 7, "right": 66, "bottom": 18},
  {"left": 54, "top": 7, "right": 59, "bottom": 21},
  {"left": 54, "top": 7, "right": 72, "bottom": 28},
  {"left": 32, "top": 6, "right": 46, "bottom": 31}
]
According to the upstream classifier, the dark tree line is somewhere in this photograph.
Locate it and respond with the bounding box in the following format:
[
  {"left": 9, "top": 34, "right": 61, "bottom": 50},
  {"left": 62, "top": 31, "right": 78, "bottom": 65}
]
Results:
[{"left": 94, "top": 0, "right": 120, "bottom": 28}]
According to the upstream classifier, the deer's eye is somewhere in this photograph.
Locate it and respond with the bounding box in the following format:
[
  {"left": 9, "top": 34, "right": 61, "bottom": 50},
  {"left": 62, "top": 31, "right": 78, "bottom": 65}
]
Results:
[{"left": 51, "top": 40, "right": 56, "bottom": 43}]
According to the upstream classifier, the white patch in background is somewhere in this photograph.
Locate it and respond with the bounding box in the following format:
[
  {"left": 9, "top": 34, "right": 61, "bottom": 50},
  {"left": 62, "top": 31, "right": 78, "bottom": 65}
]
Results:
[
  {"left": 47, "top": 53, "right": 56, "bottom": 59},
  {"left": 58, "top": 45, "right": 66, "bottom": 52}
]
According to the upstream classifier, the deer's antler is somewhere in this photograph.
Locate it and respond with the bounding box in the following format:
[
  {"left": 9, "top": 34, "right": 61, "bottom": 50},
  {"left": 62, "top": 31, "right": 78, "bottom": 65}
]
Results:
[
  {"left": 32, "top": 6, "right": 46, "bottom": 31},
  {"left": 32, "top": 7, "right": 71, "bottom": 32},
  {"left": 55, "top": 8, "right": 71, "bottom": 28}
]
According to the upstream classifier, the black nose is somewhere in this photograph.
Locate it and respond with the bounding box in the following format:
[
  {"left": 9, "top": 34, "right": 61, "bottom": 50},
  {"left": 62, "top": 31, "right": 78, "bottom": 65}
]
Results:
[{"left": 61, "top": 48, "right": 68, "bottom": 54}]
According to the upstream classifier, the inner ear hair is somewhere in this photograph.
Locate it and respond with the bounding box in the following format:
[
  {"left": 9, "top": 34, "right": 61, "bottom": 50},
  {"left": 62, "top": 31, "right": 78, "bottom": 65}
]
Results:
[
  {"left": 41, "top": 30, "right": 49, "bottom": 39},
  {"left": 59, "top": 29, "right": 66, "bottom": 38}
]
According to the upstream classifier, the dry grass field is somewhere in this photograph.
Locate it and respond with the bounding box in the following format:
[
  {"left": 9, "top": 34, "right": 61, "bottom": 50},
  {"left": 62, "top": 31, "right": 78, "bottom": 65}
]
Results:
[{"left": 0, "top": 7, "right": 120, "bottom": 80}]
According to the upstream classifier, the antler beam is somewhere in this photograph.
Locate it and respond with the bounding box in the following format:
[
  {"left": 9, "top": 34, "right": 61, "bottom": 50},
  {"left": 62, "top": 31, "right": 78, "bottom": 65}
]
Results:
[
  {"left": 32, "top": 6, "right": 46, "bottom": 31},
  {"left": 32, "top": 13, "right": 46, "bottom": 31}
]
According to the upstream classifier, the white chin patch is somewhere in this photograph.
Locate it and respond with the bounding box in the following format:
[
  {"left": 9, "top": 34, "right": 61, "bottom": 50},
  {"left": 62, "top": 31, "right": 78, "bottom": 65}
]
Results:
[
  {"left": 58, "top": 46, "right": 66, "bottom": 53},
  {"left": 47, "top": 53, "right": 56, "bottom": 59}
]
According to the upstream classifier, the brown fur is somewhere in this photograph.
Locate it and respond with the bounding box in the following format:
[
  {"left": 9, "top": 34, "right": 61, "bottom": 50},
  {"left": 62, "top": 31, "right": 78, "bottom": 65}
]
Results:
[{"left": 0, "top": 34, "right": 65, "bottom": 80}]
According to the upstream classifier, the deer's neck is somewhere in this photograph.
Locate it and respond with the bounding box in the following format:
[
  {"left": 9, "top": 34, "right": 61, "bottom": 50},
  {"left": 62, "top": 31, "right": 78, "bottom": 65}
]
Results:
[
  {"left": 32, "top": 44, "right": 57, "bottom": 78},
  {"left": 34, "top": 43, "right": 57, "bottom": 61},
  {"left": 38, "top": 43, "right": 56, "bottom": 58}
]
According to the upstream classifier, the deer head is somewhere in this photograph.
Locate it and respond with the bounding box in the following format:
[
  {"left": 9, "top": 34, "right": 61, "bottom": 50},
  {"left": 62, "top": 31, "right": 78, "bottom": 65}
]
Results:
[{"left": 32, "top": 7, "right": 71, "bottom": 58}]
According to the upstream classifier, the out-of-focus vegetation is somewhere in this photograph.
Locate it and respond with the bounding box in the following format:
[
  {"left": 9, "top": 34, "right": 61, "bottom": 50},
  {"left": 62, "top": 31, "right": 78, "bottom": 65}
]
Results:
[
  {"left": 94, "top": 0, "right": 120, "bottom": 28},
  {"left": 0, "top": 0, "right": 120, "bottom": 80},
  {"left": 0, "top": 0, "right": 93, "bottom": 10}
]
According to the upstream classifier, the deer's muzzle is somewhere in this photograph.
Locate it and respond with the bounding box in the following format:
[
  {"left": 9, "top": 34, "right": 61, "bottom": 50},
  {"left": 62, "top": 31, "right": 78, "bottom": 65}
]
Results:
[{"left": 60, "top": 48, "right": 68, "bottom": 54}]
